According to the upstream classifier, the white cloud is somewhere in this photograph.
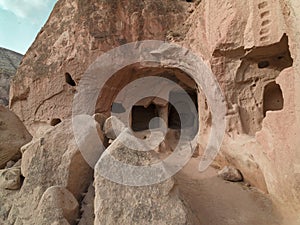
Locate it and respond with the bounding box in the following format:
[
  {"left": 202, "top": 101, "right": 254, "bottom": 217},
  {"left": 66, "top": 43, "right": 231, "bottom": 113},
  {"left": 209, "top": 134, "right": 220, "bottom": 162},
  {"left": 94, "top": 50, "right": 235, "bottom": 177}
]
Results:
[{"left": 0, "top": 0, "right": 52, "bottom": 20}]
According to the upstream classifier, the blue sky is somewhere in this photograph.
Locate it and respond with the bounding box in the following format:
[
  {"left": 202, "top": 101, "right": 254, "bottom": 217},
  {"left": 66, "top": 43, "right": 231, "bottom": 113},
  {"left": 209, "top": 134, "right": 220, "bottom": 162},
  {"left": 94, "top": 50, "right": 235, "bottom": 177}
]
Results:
[{"left": 0, "top": 0, "right": 57, "bottom": 54}]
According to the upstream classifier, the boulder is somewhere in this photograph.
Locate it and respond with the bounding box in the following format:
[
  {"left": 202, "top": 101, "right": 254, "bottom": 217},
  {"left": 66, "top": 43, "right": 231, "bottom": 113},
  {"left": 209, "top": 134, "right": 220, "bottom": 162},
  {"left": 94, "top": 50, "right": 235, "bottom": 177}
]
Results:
[
  {"left": 218, "top": 166, "right": 243, "bottom": 182},
  {"left": 93, "top": 113, "right": 108, "bottom": 130},
  {"left": 5, "top": 160, "right": 21, "bottom": 169},
  {"left": 36, "top": 186, "right": 79, "bottom": 225},
  {"left": 6, "top": 120, "right": 93, "bottom": 224},
  {"left": 0, "top": 105, "right": 32, "bottom": 168},
  {"left": 103, "top": 116, "right": 126, "bottom": 140},
  {"left": 94, "top": 130, "right": 192, "bottom": 225},
  {"left": 0, "top": 167, "right": 21, "bottom": 190}
]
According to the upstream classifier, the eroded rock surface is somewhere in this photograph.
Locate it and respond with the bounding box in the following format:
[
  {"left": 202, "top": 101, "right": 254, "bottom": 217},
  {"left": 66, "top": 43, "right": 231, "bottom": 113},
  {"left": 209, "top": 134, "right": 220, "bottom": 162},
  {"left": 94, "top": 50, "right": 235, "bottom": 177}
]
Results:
[
  {"left": 36, "top": 186, "right": 79, "bottom": 225},
  {"left": 0, "top": 105, "right": 32, "bottom": 168},
  {"left": 0, "top": 48, "right": 22, "bottom": 106},
  {"left": 103, "top": 116, "right": 125, "bottom": 140},
  {"left": 218, "top": 166, "right": 243, "bottom": 182},
  {"left": 9, "top": 0, "right": 191, "bottom": 136},
  {"left": 0, "top": 167, "right": 21, "bottom": 190},
  {"left": 5, "top": 120, "right": 93, "bottom": 225},
  {"left": 78, "top": 183, "right": 95, "bottom": 225},
  {"left": 3, "top": 0, "right": 300, "bottom": 224},
  {"left": 95, "top": 131, "right": 193, "bottom": 225}
]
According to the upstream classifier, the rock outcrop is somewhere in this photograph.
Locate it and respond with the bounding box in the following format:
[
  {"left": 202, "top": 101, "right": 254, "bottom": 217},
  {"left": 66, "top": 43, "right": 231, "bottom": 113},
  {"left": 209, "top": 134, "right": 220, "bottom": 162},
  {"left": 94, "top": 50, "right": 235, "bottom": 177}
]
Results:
[
  {"left": 36, "top": 186, "right": 79, "bottom": 225},
  {"left": 3, "top": 0, "right": 300, "bottom": 224},
  {"left": 95, "top": 130, "right": 193, "bottom": 225},
  {"left": 0, "top": 48, "right": 22, "bottom": 106},
  {"left": 9, "top": 0, "right": 191, "bottom": 136},
  {"left": 103, "top": 116, "right": 126, "bottom": 140},
  {"left": 0, "top": 105, "right": 32, "bottom": 168},
  {"left": 0, "top": 167, "right": 21, "bottom": 190},
  {"left": 181, "top": 1, "right": 300, "bottom": 220},
  {"left": 218, "top": 166, "right": 243, "bottom": 182},
  {"left": 5, "top": 120, "right": 93, "bottom": 224}
]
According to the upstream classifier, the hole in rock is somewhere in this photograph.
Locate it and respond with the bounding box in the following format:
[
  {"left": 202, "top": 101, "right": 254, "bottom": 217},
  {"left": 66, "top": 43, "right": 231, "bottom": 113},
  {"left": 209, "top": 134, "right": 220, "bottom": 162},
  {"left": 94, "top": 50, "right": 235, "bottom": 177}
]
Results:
[
  {"left": 263, "top": 82, "right": 283, "bottom": 116},
  {"left": 65, "top": 72, "right": 76, "bottom": 86},
  {"left": 260, "top": 11, "right": 270, "bottom": 18},
  {"left": 131, "top": 104, "right": 160, "bottom": 131},
  {"left": 277, "top": 56, "right": 284, "bottom": 60},
  {"left": 50, "top": 118, "right": 62, "bottom": 126},
  {"left": 236, "top": 34, "right": 292, "bottom": 135},
  {"left": 258, "top": 1, "right": 268, "bottom": 9},
  {"left": 20, "top": 174, "right": 25, "bottom": 187},
  {"left": 258, "top": 61, "right": 270, "bottom": 68},
  {"left": 261, "top": 20, "right": 271, "bottom": 26}
]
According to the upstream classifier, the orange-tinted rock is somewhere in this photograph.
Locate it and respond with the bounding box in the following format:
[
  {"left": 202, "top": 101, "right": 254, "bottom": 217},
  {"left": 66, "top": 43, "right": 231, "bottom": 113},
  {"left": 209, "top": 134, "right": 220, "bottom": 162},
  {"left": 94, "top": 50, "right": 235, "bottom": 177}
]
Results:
[
  {"left": 9, "top": 0, "right": 190, "bottom": 136},
  {"left": 6, "top": 0, "right": 300, "bottom": 223}
]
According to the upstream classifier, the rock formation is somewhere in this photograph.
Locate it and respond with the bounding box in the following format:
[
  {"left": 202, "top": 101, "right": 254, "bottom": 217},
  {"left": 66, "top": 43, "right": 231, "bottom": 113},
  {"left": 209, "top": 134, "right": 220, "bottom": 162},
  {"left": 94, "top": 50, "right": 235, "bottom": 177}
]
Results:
[
  {"left": 1, "top": 119, "right": 93, "bottom": 224},
  {"left": 0, "top": 48, "right": 22, "bottom": 106},
  {"left": 94, "top": 130, "right": 193, "bottom": 225},
  {"left": 0, "top": 167, "right": 21, "bottom": 190},
  {"left": 9, "top": 0, "right": 191, "bottom": 136},
  {"left": 1, "top": 0, "right": 300, "bottom": 224},
  {"left": 218, "top": 166, "right": 243, "bottom": 182},
  {"left": 0, "top": 105, "right": 32, "bottom": 168}
]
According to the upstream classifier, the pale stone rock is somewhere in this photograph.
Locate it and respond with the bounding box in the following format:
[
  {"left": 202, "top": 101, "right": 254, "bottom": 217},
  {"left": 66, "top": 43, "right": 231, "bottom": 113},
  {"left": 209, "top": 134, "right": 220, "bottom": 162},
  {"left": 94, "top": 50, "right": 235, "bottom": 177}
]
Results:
[
  {"left": 94, "top": 114, "right": 109, "bottom": 148},
  {"left": 5, "top": 160, "right": 16, "bottom": 169},
  {"left": 51, "top": 221, "right": 70, "bottom": 225},
  {"left": 36, "top": 186, "right": 79, "bottom": 225},
  {"left": 220, "top": 137, "right": 269, "bottom": 192},
  {"left": 218, "top": 166, "right": 243, "bottom": 182},
  {"left": 78, "top": 183, "right": 95, "bottom": 225},
  {"left": 94, "top": 131, "right": 192, "bottom": 225},
  {"left": 103, "top": 116, "right": 126, "bottom": 140},
  {"left": 6, "top": 120, "right": 93, "bottom": 224},
  {"left": 4, "top": 0, "right": 300, "bottom": 222},
  {"left": 0, "top": 167, "right": 21, "bottom": 190},
  {"left": 93, "top": 112, "right": 108, "bottom": 130}
]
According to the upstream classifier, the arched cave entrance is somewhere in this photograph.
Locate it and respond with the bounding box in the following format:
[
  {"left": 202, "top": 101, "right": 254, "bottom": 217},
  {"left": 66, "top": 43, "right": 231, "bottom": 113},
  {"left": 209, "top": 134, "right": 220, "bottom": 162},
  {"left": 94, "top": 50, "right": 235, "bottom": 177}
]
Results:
[
  {"left": 96, "top": 63, "right": 199, "bottom": 147},
  {"left": 263, "top": 81, "right": 283, "bottom": 116}
]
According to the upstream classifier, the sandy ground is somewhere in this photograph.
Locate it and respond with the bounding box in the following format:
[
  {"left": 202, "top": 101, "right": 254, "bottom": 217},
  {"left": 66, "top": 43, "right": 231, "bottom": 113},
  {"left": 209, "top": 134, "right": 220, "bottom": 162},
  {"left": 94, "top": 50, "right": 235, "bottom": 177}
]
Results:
[{"left": 174, "top": 158, "right": 283, "bottom": 225}]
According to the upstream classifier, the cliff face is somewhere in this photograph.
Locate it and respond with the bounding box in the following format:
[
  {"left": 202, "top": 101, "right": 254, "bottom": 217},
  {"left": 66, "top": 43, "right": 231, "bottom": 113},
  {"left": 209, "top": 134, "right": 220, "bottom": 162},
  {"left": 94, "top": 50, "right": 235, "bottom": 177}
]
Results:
[
  {"left": 0, "top": 48, "right": 22, "bottom": 105},
  {"left": 9, "top": 0, "right": 191, "bottom": 136},
  {"left": 182, "top": 0, "right": 299, "bottom": 214},
  {"left": 3, "top": 0, "right": 300, "bottom": 224}
]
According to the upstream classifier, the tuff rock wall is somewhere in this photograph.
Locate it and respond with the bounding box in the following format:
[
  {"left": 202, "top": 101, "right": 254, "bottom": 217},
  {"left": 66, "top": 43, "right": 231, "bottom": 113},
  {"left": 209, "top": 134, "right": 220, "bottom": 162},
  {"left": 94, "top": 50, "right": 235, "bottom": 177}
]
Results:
[{"left": 2, "top": 0, "right": 300, "bottom": 224}]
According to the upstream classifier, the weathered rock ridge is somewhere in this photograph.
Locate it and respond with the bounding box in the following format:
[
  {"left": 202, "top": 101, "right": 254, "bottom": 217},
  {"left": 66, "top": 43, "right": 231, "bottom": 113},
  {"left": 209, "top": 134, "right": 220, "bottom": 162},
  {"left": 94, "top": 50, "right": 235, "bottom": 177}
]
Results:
[{"left": 0, "top": 47, "right": 22, "bottom": 106}]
